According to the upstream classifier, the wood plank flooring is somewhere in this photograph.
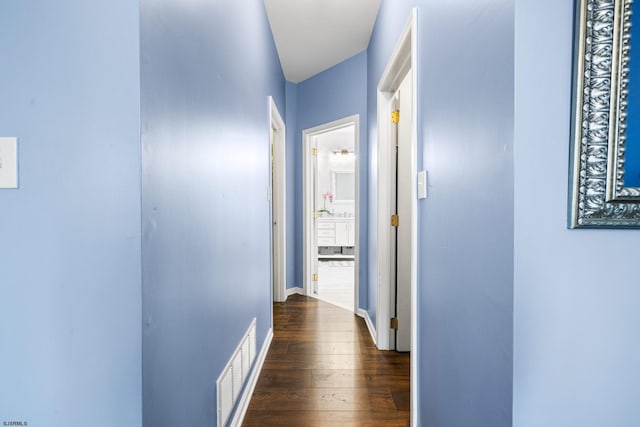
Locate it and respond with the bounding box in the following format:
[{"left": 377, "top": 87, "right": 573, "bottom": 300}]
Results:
[{"left": 242, "top": 294, "right": 410, "bottom": 426}]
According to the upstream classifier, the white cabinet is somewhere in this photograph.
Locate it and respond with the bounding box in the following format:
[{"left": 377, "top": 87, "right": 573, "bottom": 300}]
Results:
[
  {"left": 317, "top": 218, "right": 354, "bottom": 247},
  {"left": 316, "top": 221, "right": 335, "bottom": 246},
  {"left": 334, "top": 221, "right": 355, "bottom": 246}
]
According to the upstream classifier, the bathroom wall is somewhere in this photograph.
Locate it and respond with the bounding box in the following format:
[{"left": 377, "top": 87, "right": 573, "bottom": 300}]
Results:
[{"left": 316, "top": 128, "right": 356, "bottom": 217}]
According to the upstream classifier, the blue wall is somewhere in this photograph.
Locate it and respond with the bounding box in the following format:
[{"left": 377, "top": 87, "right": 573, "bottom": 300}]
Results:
[
  {"left": 369, "top": 1, "right": 514, "bottom": 425},
  {"left": 0, "top": 1, "right": 142, "bottom": 426},
  {"left": 285, "top": 81, "right": 298, "bottom": 289},
  {"left": 514, "top": 1, "right": 640, "bottom": 426},
  {"left": 292, "top": 51, "right": 369, "bottom": 309},
  {"left": 140, "top": 0, "right": 285, "bottom": 425}
]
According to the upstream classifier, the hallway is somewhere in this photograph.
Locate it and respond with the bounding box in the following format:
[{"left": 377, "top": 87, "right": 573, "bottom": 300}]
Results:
[
  {"left": 242, "top": 295, "right": 410, "bottom": 426},
  {"left": 8, "top": 1, "right": 635, "bottom": 426}
]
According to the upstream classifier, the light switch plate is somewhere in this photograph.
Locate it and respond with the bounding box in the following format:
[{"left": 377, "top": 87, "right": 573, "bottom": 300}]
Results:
[
  {"left": 0, "top": 137, "right": 18, "bottom": 189},
  {"left": 417, "top": 170, "right": 427, "bottom": 199}
]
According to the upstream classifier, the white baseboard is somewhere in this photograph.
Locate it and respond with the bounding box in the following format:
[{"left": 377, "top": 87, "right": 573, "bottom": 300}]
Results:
[
  {"left": 230, "top": 328, "right": 273, "bottom": 427},
  {"left": 286, "top": 286, "right": 304, "bottom": 297},
  {"left": 356, "top": 308, "right": 377, "bottom": 346}
]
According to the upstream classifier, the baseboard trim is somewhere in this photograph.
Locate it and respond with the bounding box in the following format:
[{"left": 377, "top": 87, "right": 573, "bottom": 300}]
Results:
[
  {"left": 356, "top": 308, "right": 377, "bottom": 346},
  {"left": 230, "top": 327, "right": 273, "bottom": 427},
  {"left": 286, "top": 286, "right": 304, "bottom": 297}
]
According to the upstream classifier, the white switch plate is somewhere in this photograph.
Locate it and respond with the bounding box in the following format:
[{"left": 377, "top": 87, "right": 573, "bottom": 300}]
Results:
[
  {"left": 417, "top": 170, "right": 427, "bottom": 199},
  {"left": 0, "top": 137, "right": 18, "bottom": 189}
]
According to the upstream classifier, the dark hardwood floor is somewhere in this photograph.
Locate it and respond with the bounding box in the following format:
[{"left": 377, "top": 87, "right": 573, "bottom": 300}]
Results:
[{"left": 242, "top": 294, "right": 410, "bottom": 426}]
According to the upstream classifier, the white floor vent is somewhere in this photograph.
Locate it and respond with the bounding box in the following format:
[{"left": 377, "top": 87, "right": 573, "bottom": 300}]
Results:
[{"left": 217, "top": 318, "right": 257, "bottom": 427}]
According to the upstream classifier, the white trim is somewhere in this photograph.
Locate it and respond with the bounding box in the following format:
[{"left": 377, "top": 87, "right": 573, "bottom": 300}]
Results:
[
  {"left": 376, "top": 9, "right": 417, "bottom": 351},
  {"left": 356, "top": 309, "right": 377, "bottom": 346},
  {"left": 302, "top": 115, "right": 360, "bottom": 314},
  {"left": 354, "top": 116, "right": 361, "bottom": 316},
  {"left": 269, "top": 97, "right": 287, "bottom": 303},
  {"left": 230, "top": 328, "right": 274, "bottom": 427},
  {"left": 375, "top": 90, "right": 393, "bottom": 351},
  {"left": 286, "top": 286, "right": 304, "bottom": 297},
  {"left": 375, "top": 9, "right": 419, "bottom": 427},
  {"left": 302, "top": 123, "right": 313, "bottom": 298},
  {"left": 409, "top": 12, "right": 419, "bottom": 427}
]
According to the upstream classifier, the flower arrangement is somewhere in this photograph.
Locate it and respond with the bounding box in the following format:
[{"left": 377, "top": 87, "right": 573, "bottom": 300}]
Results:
[{"left": 318, "top": 191, "right": 334, "bottom": 215}]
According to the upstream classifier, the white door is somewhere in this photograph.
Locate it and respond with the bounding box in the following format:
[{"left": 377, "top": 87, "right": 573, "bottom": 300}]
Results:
[{"left": 393, "top": 70, "right": 413, "bottom": 352}]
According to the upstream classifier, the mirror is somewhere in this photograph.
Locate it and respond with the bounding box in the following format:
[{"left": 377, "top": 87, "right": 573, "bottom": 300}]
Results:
[
  {"left": 627, "top": 1, "right": 640, "bottom": 188},
  {"left": 332, "top": 171, "right": 355, "bottom": 201},
  {"left": 569, "top": 0, "right": 640, "bottom": 227}
]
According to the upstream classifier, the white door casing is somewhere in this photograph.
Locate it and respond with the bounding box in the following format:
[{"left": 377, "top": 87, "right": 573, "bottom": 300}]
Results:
[
  {"left": 374, "top": 8, "right": 418, "bottom": 425},
  {"left": 311, "top": 136, "right": 319, "bottom": 295},
  {"left": 381, "top": 71, "right": 413, "bottom": 352},
  {"left": 269, "top": 97, "right": 286, "bottom": 303},
  {"left": 394, "top": 71, "right": 413, "bottom": 352}
]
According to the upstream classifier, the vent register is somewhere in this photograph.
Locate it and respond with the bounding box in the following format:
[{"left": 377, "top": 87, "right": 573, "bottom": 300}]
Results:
[{"left": 216, "top": 318, "right": 257, "bottom": 426}]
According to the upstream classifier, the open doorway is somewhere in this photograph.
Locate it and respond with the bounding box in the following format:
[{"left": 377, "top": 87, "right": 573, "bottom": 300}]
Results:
[{"left": 303, "top": 115, "right": 360, "bottom": 313}]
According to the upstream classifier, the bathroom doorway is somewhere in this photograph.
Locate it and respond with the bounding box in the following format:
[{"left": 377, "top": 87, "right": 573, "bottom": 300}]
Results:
[{"left": 303, "top": 116, "right": 359, "bottom": 312}]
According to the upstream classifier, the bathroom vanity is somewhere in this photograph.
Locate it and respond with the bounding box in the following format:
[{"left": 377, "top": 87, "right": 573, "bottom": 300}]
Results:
[{"left": 317, "top": 217, "right": 355, "bottom": 258}]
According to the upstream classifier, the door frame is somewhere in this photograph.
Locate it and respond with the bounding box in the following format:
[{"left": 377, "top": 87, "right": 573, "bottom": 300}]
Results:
[
  {"left": 303, "top": 115, "right": 360, "bottom": 312},
  {"left": 375, "top": 8, "right": 418, "bottom": 425},
  {"left": 269, "top": 97, "right": 286, "bottom": 303}
]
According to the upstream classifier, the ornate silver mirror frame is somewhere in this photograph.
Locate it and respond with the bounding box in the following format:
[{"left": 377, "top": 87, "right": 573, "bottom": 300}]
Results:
[{"left": 569, "top": 0, "right": 640, "bottom": 228}]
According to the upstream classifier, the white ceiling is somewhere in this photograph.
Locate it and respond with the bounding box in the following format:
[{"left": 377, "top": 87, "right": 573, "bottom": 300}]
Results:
[
  {"left": 316, "top": 125, "right": 355, "bottom": 153},
  {"left": 264, "top": 0, "right": 381, "bottom": 83}
]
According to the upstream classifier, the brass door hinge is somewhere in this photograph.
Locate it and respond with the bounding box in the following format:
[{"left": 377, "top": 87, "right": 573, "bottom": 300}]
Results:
[
  {"left": 312, "top": 273, "right": 318, "bottom": 281},
  {"left": 391, "top": 110, "right": 400, "bottom": 124},
  {"left": 391, "top": 214, "right": 399, "bottom": 227},
  {"left": 311, "top": 148, "right": 318, "bottom": 156},
  {"left": 390, "top": 317, "right": 399, "bottom": 330},
  {"left": 313, "top": 211, "right": 318, "bottom": 219}
]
